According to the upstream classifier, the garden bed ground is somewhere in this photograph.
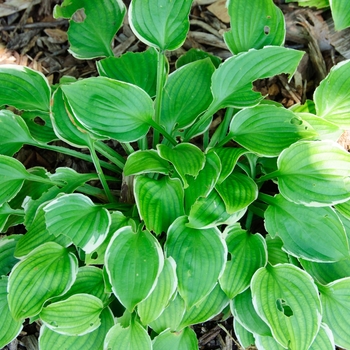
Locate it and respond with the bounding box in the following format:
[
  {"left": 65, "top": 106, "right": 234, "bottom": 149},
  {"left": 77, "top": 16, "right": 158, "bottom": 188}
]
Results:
[{"left": 0, "top": 0, "right": 349, "bottom": 349}]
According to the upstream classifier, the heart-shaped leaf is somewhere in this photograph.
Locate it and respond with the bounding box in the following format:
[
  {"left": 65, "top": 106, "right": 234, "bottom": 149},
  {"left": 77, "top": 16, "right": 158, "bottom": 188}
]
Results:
[
  {"left": 251, "top": 264, "right": 322, "bottom": 350},
  {"left": 129, "top": 0, "right": 192, "bottom": 50},
  {"left": 165, "top": 216, "right": 226, "bottom": 308},
  {"left": 0, "top": 277, "right": 23, "bottom": 348},
  {"left": 54, "top": 0, "right": 125, "bottom": 59},
  {"left": 0, "top": 65, "right": 50, "bottom": 112},
  {"left": 8, "top": 242, "right": 78, "bottom": 320},
  {"left": 264, "top": 194, "right": 349, "bottom": 261},
  {"left": 135, "top": 175, "right": 184, "bottom": 235},
  {"left": 224, "top": 0, "right": 285, "bottom": 54},
  {"left": 39, "top": 306, "right": 114, "bottom": 350},
  {"left": 273, "top": 140, "right": 350, "bottom": 206},
  {"left": 44, "top": 193, "right": 110, "bottom": 254},
  {"left": 61, "top": 77, "right": 153, "bottom": 142},
  {"left": 105, "top": 226, "right": 163, "bottom": 312},
  {"left": 153, "top": 327, "right": 198, "bottom": 350},
  {"left": 219, "top": 225, "right": 267, "bottom": 298}
]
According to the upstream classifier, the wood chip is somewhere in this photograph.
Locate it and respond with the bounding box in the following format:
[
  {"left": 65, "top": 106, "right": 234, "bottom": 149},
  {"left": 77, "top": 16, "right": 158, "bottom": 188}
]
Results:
[
  {"left": 0, "top": 0, "right": 40, "bottom": 18},
  {"left": 207, "top": 0, "right": 230, "bottom": 24},
  {"left": 188, "top": 31, "right": 227, "bottom": 49}
]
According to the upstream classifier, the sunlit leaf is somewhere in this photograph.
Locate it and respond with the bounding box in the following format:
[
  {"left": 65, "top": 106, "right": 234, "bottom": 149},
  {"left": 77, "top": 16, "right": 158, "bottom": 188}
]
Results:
[
  {"left": 265, "top": 235, "right": 290, "bottom": 265},
  {"left": 255, "top": 334, "right": 285, "bottom": 350},
  {"left": 330, "top": 0, "right": 350, "bottom": 31},
  {"left": 105, "top": 226, "right": 163, "bottom": 312},
  {"left": 233, "top": 319, "right": 255, "bottom": 348},
  {"left": 309, "top": 323, "right": 335, "bottom": 350},
  {"left": 176, "top": 48, "right": 221, "bottom": 69},
  {"left": 8, "top": 242, "right": 78, "bottom": 320},
  {"left": 153, "top": 327, "right": 198, "bottom": 350},
  {"left": 54, "top": 0, "right": 126, "bottom": 59}
]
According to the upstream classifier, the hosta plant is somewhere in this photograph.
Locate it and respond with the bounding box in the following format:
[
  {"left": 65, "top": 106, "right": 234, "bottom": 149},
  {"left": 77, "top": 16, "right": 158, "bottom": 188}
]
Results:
[{"left": 1, "top": 0, "right": 350, "bottom": 349}]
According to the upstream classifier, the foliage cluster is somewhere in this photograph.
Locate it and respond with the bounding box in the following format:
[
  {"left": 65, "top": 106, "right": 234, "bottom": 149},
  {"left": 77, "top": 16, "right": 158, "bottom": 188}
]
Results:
[{"left": 0, "top": 0, "right": 350, "bottom": 349}]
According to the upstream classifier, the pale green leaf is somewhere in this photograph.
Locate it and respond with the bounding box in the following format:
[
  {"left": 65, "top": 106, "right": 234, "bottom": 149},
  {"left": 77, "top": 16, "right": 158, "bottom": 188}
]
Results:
[
  {"left": 231, "top": 288, "right": 271, "bottom": 336},
  {"left": 220, "top": 225, "right": 267, "bottom": 299},
  {"left": 8, "top": 242, "right": 78, "bottom": 320},
  {"left": 61, "top": 77, "right": 153, "bottom": 142},
  {"left": 233, "top": 319, "right": 255, "bottom": 348},
  {"left": 265, "top": 235, "right": 290, "bottom": 265},
  {"left": 335, "top": 199, "right": 350, "bottom": 219},
  {"left": 0, "top": 155, "right": 29, "bottom": 206},
  {"left": 104, "top": 319, "right": 152, "bottom": 350},
  {"left": 39, "top": 306, "right": 114, "bottom": 350},
  {"left": 129, "top": 0, "right": 192, "bottom": 50},
  {"left": 274, "top": 140, "right": 350, "bottom": 206},
  {"left": 0, "top": 277, "right": 23, "bottom": 349},
  {"left": 153, "top": 327, "right": 198, "bottom": 350},
  {"left": 264, "top": 194, "right": 349, "bottom": 261},
  {"left": 179, "top": 284, "right": 230, "bottom": 329},
  {"left": 224, "top": 0, "right": 285, "bottom": 54},
  {"left": 44, "top": 193, "right": 110, "bottom": 254},
  {"left": 0, "top": 64, "right": 50, "bottom": 112},
  {"left": 149, "top": 293, "right": 186, "bottom": 334},
  {"left": 105, "top": 226, "right": 163, "bottom": 312},
  {"left": 314, "top": 59, "right": 350, "bottom": 128},
  {"left": 158, "top": 143, "right": 205, "bottom": 188},
  {"left": 0, "top": 235, "right": 20, "bottom": 275},
  {"left": 216, "top": 171, "right": 258, "bottom": 214},
  {"left": 54, "top": 0, "right": 126, "bottom": 59},
  {"left": 251, "top": 264, "right": 322, "bottom": 350},
  {"left": 138, "top": 257, "right": 177, "bottom": 325},
  {"left": 255, "top": 334, "right": 285, "bottom": 350},
  {"left": 124, "top": 150, "right": 171, "bottom": 176},
  {"left": 330, "top": 0, "right": 350, "bottom": 30},
  {"left": 40, "top": 294, "right": 103, "bottom": 336},
  {"left": 0, "top": 110, "right": 36, "bottom": 156},
  {"left": 229, "top": 105, "right": 317, "bottom": 157},
  {"left": 285, "top": 0, "right": 329, "bottom": 8},
  {"left": 165, "top": 216, "right": 226, "bottom": 308},
  {"left": 135, "top": 175, "right": 184, "bottom": 235},
  {"left": 161, "top": 58, "right": 214, "bottom": 133},
  {"left": 319, "top": 277, "right": 350, "bottom": 348},
  {"left": 176, "top": 48, "right": 221, "bottom": 69},
  {"left": 309, "top": 323, "right": 335, "bottom": 350},
  {"left": 97, "top": 47, "right": 158, "bottom": 97}
]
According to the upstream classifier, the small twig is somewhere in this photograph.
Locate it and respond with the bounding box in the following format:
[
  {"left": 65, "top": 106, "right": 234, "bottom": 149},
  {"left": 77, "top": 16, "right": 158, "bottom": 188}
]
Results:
[
  {"left": 217, "top": 323, "right": 245, "bottom": 350},
  {"left": 0, "top": 19, "right": 68, "bottom": 32},
  {"left": 190, "top": 19, "right": 222, "bottom": 38}
]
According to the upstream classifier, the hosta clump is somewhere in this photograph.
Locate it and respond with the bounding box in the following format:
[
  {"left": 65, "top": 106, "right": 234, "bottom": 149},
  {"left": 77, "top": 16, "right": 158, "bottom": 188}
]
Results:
[{"left": 0, "top": 0, "right": 350, "bottom": 349}]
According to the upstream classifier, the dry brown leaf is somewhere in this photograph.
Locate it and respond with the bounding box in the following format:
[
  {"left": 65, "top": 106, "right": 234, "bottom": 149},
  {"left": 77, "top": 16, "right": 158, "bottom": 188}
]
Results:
[
  {"left": 207, "top": 0, "right": 230, "bottom": 24},
  {"left": 0, "top": 0, "right": 40, "bottom": 18}
]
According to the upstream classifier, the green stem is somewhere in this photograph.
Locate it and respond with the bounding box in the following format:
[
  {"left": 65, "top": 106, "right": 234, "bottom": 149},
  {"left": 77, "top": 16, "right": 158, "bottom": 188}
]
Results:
[
  {"left": 95, "top": 141, "right": 125, "bottom": 170},
  {"left": 34, "top": 142, "right": 119, "bottom": 173},
  {"left": 148, "top": 119, "right": 177, "bottom": 146},
  {"left": 138, "top": 136, "right": 148, "bottom": 151},
  {"left": 87, "top": 139, "right": 115, "bottom": 203},
  {"left": 245, "top": 210, "right": 254, "bottom": 231},
  {"left": 258, "top": 192, "right": 276, "bottom": 206},
  {"left": 256, "top": 170, "right": 280, "bottom": 183},
  {"left": 121, "top": 143, "right": 135, "bottom": 155},
  {"left": 153, "top": 50, "right": 167, "bottom": 148}
]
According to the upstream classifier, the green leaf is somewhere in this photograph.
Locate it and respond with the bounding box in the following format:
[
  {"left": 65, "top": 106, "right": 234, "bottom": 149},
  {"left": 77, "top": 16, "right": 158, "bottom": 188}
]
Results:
[
  {"left": 39, "top": 306, "right": 114, "bottom": 350},
  {"left": 309, "top": 323, "right": 335, "bottom": 350},
  {"left": 0, "top": 110, "right": 36, "bottom": 156},
  {"left": 104, "top": 318, "right": 152, "bottom": 350},
  {"left": 97, "top": 47, "right": 158, "bottom": 97},
  {"left": 215, "top": 171, "right": 258, "bottom": 214},
  {"left": 54, "top": 0, "right": 125, "bottom": 59},
  {"left": 129, "top": 0, "right": 192, "bottom": 50},
  {"left": 255, "top": 334, "right": 285, "bottom": 350},
  {"left": 0, "top": 64, "right": 50, "bottom": 112},
  {"left": 135, "top": 175, "right": 184, "bottom": 235},
  {"left": 210, "top": 46, "right": 304, "bottom": 110},
  {"left": 176, "top": 48, "right": 221, "bottom": 69},
  {"left": 165, "top": 216, "right": 226, "bottom": 308},
  {"left": 231, "top": 288, "right": 271, "bottom": 336},
  {"left": 219, "top": 225, "right": 267, "bottom": 298},
  {"left": 300, "top": 257, "right": 350, "bottom": 285},
  {"left": 51, "top": 88, "right": 90, "bottom": 148},
  {"left": 265, "top": 235, "right": 290, "bottom": 265},
  {"left": 319, "top": 277, "right": 350, "bottom": 349},
  {"left": 160, "top": 59, "right": 214, "bottom": 133},
  {"left": 233, "top": 319, "right": 256, "bottom": 348},
  {"left": 61, "top": 77, "right": 153, "bottom": 142},
  {"left": 138, "top": 257, "right": 177, "bottom": 325},
  {"left": 314, "top": 59, "right": 350, "bottom": 128},
  {"left": 0, "top": 277, "right": 23, "bottom": 349},
  {"left": 274, "top": 140, "right": 350, "bottom": 206},
  {"left": 40, "top": 294, "right": 103, "bottom": 336},
  {"left": 285, "top": 0, "right": 329, "bottom": 8},
  {"left": 149, "top": 293, "right": 186, "bottom": 333},
  {"left": 8, "top": 242, "right": 78, "bottom": 320},
  {"left": 224, "top": 0, "right": 285, "bottom": 54},
  {"left": 0, "top": 203, "right": 23, "bottom": 233},
  {"left": 105, "top": 227, "right": 163, "bottom": 312},
  {"left": 0, "top": 235, "right": 20, "bottom": 275},
  {"left": 153, "top": 327, "right": 198, "bottom": 350},
  {"left": 0, "top": 155, "right": 29, "bottom": 206},
  {"left": 229, "top": 105, "right": 317, "bottom": 157},
  {"left": 264, "top": 194, "right": 349, "bottom": 261},
  {"left": 178, "top": 284, "right": 230, "bottom": 329},
  {"left": 335, "top": 199, "right": 350, "bottom": 219},
  {"left": 251, "top": 264, "right": 322, "bottom": 350},
  {"left": 44, "top": 193, "right": 110, "bottom": 254},
  {"left": 124, "top": 150, "right": 171, "bottom": 176},
  {"left": 158, "top": 143, "right": 205, "bottom": 188},
  {"left": 330, "top": 0, "right": 350, "bottom": 30}
]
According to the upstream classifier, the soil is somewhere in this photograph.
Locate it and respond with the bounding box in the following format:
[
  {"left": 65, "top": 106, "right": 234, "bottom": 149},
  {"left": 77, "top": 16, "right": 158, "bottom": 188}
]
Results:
[{"left": 0, "top": 0, "right": 349, "bottom": 349}]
